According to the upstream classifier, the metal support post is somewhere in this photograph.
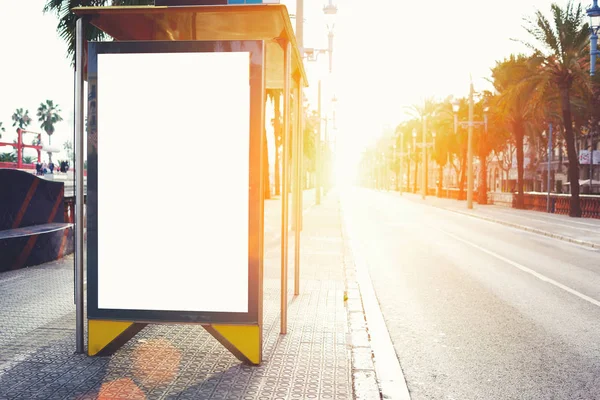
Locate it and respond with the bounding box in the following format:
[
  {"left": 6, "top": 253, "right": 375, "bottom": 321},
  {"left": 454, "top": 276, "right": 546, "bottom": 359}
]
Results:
[
  {"left": 296, "top": 0, "right": 304, "bottom": 52},
  {"left": 74, "top": 17, "right": 85, "bottom": 354},
  {"left": 316, "top": 80, "right": 322, "bottom": 205},
  {"left": 281, "top": 41, "right": 291, "bottom": 335},
  {"left": 293, "top": 83, "right": 301, "bottom": 296},
  {"left": 591, "top": 33, "right": 598, "bottom": 77},
  {"left": 328, "top": 31, "right": 334, "bottom": 73},
  {"left": 590, "top": 132, "right": 594, "bottom": 193},
  {"left": 399, "top": 133, "right": 404, "bottom": 195},
  {"left": 447, "top": 153, "right": 451, "bottom": 198},
  {"left": 292, "top": 88, "right": 299, "bottom": 232},
  {"left": 467, "top": 81, "right": 474, "bottom": 209},
  {"left": 421, "top": 117, "right": 427, "bottom": 200},
  {"left": 547, "top": 123, "right": 553, "bottom": 212},
  {"left": 324, "top": 117, "right": 328, "bottom": 193}
]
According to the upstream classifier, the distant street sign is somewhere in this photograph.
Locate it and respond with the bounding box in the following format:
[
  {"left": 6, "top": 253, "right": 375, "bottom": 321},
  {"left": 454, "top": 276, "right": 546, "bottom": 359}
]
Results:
[{"left": 155, "top": 0, "right": 279, "bottom": 5}]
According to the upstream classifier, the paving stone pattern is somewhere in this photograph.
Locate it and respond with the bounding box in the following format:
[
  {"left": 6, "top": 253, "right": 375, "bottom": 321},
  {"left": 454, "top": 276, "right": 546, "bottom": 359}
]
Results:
[{"left": 0, "top": 192, "right": 354, "bottom": 400}]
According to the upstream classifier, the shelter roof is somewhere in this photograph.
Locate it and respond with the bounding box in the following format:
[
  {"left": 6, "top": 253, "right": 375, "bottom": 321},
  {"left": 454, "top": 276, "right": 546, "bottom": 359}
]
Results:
[{"left": 73, "top": 4, "right": 308, "bottom": 89}]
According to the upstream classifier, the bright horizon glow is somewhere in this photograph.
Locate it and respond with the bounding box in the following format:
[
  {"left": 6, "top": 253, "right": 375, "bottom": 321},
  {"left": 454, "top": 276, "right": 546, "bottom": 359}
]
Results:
[
  {"left": 308, "top": 0, "right": 576, "bottom": 184},
  {"left": 0, "top": 0, "right": 579, "bottom": 183}
]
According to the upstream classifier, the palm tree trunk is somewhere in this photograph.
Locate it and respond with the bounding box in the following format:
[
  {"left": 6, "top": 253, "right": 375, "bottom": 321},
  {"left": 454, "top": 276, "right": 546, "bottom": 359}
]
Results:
[
  {"left": 458, "top": 147, "right": 467, "bottom": 200},
  {"left": 413, "top": 158, "right": 419, "bottom": 193},
  {"left": 559, "top": 86, "right": 582, "bottom": 217},
  {"left": 437, "top": 163, "right": 443, "bottom": 197},
  {"left": 407, "top": 159, "right": 411, "bottom": 193},
  {"left": 515, "top": 122, "right": 525, "bottom": 209},
  {"left": 477, "top": 133, "right": 488, "bottom": 204},
  {"left": 478, "top": 156, "right": 488, "bottom": 204}
]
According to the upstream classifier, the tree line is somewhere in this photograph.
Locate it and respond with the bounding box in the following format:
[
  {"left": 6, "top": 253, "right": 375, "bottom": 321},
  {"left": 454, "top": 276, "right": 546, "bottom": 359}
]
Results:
[
  {"left": 363, "top": 1, "right": 598, "bottom": 218},
  {"left": 0, "top": 101, "right": 63, "bottom": 163}
]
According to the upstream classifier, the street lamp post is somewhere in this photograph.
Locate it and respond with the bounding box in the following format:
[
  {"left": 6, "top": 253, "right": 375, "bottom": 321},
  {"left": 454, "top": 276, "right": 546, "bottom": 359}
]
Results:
[
  {"left": 399, "top": 131, "right": 404, "bottom": 195},
  {"left": 393, "top": 143, "right": 397, "bottom": 191},
  {"left": 407, "top": 143, "right": 412, "bottom": 193},
  {"left": 587, "top": 0, "right": 600, "bottom": 76},
  {"left": 452, "top": 81, "right": 489, "bottom": 210},
  {"left": 547, "top": 123, "right": 553, "bottom": 212},
  {"left": 467, "top": 83, "right": 474, "bottom": 209},
  {"left": 304, "top": 1, "right": 336, "bottom": 206},
  {"left": 412, "top": 129, "right": 417, "bottom": 193},
  {"left": 422, "top": 117, "right": 427, "bottom": 200},
  {"left": 432, "top": 131, "right": 437, "bottom": 196},
  {"left": 446, "top": 152, "right": 451, "bottom": 198}
]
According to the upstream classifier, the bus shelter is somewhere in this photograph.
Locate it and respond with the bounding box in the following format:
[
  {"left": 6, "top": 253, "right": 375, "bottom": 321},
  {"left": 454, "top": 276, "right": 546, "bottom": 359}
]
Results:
[{"left": 72, "top": 4, "right": 307, "bottom": 365}]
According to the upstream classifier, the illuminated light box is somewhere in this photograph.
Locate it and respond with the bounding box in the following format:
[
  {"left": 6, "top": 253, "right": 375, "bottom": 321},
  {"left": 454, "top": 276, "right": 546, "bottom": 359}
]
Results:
[{"left": 86, "top": 41, "right": 265, "bottom": 324}]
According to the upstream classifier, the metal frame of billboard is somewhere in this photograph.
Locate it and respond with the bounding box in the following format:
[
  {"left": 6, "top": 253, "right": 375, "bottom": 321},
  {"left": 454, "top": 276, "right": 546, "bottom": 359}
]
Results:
[
  {"left": 72, "top": 5, "right": 307, "bottom": 363},
  {"left": 85, "top": 40, "right": 265, "bottom": 325}
]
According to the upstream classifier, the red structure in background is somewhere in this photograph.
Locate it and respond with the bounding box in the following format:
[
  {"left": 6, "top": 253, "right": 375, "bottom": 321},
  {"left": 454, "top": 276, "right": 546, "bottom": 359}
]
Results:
[{"left": 0, "top": 128, "right": 43, "bottom": 169}]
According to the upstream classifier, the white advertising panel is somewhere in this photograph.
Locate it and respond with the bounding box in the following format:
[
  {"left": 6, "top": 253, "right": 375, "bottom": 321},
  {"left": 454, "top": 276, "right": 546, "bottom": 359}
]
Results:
[{"left": 96, "top": 52, "right": 250, "bottom": 313}]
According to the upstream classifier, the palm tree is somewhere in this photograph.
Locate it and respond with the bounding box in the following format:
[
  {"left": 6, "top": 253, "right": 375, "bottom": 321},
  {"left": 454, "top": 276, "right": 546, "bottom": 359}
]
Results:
[
  {"left": 492, "top": 55, "right": 538, "bottom": 209},
  {"left": 405, "top": 98, "right": 440, "bottom": 193},
  {"left": 520, "top": 1, "right": 591, "bottom": 217},
  {"left": 303, "top": 109, "right": 319, "bottom": 187},
  {"left": 428, "top": 98, "right": 456, "bottom": 197},
  {"left": 11, "top": 108, "right": 32, "bottom": 130},
  {"left": 0, "top": 152, "right": 17, "bottom": 163},
  {"left": 37, "top": 100, "right": 63, "bottom": 146},
  {"left": 43, "top": 0, "right": 153, "bottom": 65},
  {"left": 22, "top": 155, "right": 36, "bottom": 164}
]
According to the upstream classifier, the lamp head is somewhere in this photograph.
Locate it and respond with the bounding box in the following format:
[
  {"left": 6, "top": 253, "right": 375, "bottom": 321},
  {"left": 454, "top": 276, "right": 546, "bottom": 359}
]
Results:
[
  {"left": 483, "top": 98, "right": 490, "bottom": 114},
  {"left": 432, "top": 131, "right": 437, "bottom": 138},
  {"left": 588, "top": 0, "right": 600, "bottom": 34},
  {"left": 412, "top": 128, "right": 417, "bottom": 138},
  {"left": 323, "top": 1, "right": 337, "bottom": 31},
  {"left": 323, "top": 1, "right": 338, "bottom": 16},
  {"left": 452, "top": 100, "right": 460, "bottom": 114}
]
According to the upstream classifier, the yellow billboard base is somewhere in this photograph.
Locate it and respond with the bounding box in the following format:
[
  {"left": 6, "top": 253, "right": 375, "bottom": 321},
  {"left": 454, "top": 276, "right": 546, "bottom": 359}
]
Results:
[
  {"left": 88, "top": 320, "right": 146, "bottom": 356},
  {"left": 203, "top": 324, "right": 261, "bottom": 365},
  {"left": 88, "top": 320, "right": 261, "bottom": 365}
]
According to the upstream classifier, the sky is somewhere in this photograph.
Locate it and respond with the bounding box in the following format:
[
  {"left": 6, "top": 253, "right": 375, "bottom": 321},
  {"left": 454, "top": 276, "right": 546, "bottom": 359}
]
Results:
[
  {"left": 0, "top": 0, "right": 74, "bottom": 159},
  {"left": 0, "top": 0, "right": 581, "bottom": 172}
]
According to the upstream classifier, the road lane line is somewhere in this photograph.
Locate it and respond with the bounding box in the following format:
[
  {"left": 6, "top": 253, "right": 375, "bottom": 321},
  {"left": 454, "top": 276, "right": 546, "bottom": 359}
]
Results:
[{"left": 438, "top": 227, "right": 600, "bottom": 309}]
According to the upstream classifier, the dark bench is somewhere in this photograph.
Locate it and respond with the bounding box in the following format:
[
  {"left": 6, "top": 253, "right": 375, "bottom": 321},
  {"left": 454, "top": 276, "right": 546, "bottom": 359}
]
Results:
[{"left": 0, "top": 169, "right": 73, "bottom": 272}]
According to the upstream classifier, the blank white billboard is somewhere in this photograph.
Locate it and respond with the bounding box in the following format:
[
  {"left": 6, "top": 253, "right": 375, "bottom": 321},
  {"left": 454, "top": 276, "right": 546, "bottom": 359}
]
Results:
[{"left": 96, "top": 51, "right": 250, "bottom": 313}]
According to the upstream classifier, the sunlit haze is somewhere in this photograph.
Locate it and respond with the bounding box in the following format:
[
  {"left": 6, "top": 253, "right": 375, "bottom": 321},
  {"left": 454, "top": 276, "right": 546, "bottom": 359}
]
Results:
[{"left": 0, "top": 0, "right": 575, "bottom": 180}]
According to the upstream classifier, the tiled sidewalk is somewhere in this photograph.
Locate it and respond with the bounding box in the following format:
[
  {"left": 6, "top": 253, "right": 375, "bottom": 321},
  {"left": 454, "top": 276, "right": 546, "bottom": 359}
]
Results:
[
  {"left": 0, "top": 190, "right": 361, "bottom": 400},
  {"left": 396, "top": 191, "right": 600, "bottom": 248}
]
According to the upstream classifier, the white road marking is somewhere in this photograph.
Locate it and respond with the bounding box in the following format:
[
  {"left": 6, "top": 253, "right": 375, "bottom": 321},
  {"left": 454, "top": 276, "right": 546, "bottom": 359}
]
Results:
[{"left": 438, "top": 227, "right": 600, "bottom": 309}]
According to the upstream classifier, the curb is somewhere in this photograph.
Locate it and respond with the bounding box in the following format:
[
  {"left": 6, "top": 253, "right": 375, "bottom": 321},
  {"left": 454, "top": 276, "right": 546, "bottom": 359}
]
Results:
[
  {"left": 340, "top": 198, "right": 411, "bottom": 400},
  {"left": 430, "top": 204, "right": 600, "bottom": 250}
]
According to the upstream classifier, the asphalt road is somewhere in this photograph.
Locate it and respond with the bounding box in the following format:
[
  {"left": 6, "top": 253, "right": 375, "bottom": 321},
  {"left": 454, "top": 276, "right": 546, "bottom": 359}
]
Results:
[{"left": 341, "top": 187, "right": 600, "bottom": 400}]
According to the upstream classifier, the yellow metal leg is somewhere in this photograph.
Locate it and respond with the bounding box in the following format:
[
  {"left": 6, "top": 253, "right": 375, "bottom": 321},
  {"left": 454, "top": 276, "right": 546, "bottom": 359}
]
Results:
[
  {"left": 203, "top": 324, "right": 261, "bottom": 365},
  {"left": 88, "top": 320, "right": 145, "bottom": 356}
]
